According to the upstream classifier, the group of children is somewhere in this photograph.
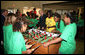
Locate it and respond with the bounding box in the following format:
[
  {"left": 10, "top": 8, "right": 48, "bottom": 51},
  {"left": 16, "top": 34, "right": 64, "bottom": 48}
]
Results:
[
  {"left": 3, "top": 9, "right": 77, "bottom": 54},
  {"left": 3, "top": 13, "right": 33, "bottom": 54}
]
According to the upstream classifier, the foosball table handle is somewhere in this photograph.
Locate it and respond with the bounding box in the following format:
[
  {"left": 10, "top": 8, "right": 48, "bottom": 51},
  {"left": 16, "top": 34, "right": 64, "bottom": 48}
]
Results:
[{"left": 31, "top": 45, "right": 41, "bottom": 51}]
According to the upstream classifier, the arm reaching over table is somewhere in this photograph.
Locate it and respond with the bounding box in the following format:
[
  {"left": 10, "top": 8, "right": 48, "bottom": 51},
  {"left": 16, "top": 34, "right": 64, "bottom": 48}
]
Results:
[
  {"left": 51, "top": 29, "right": 62, "bottom": 35},
  {"left": 43, "top": 37, "right": 62, "bottom": 47}
]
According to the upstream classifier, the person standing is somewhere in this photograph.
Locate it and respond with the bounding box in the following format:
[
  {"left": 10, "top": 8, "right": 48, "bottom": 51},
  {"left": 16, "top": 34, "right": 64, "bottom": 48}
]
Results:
[
  {"left": 1, "top": 9, "right": 8, "bottom": 54},
  {"left": 3, "top": 13, "right": 17, "bottom": 54},
  {"left": 37, "top": 10, "right": 47, "bottom": 30},
  {"left": 45, "top": 10, "right": 56, "bottom": 32},
  {"left": 1, "top": 9, "right": 8, "bottom": 43},
  {"left": 43, "top": 12, "right": 77, "bottom": 54},
  {"left": 8, "top": 21, "right": 33, "bottom": 54}
]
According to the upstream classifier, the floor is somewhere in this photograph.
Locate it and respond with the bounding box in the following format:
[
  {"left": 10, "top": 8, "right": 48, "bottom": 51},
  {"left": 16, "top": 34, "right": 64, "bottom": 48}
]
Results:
[{"left": 74, "top": 34, "right": 84, "bottom": 54}]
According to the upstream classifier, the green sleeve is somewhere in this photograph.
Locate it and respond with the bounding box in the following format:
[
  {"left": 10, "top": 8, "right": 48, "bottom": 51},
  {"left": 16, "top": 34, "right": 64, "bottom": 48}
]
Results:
[
  {"left": 28, "top": 19, "right": 34, "bottom": 27},
  {"left": 60, "top": 25, "right": 71, "bottom": 41}
]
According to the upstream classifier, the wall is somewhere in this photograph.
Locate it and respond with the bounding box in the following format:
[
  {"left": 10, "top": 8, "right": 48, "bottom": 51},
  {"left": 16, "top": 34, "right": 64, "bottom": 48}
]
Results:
[
  {"left": 43, "top": 4, "right": 84, "bottom": 11},
  {"left": 1, "top": 1, "right": 65, "bottom": 9},
  {"left": 1, "top": 1, "right": 83, "bottom": 14},
  {"left": 1, "top": 1, "right": 42, "bottom": 9}
]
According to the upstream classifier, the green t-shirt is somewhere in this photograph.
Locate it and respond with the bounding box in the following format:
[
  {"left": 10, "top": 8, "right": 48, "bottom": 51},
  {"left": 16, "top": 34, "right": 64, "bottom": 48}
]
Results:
[
  {"left": 3, "top": 24, "right": 13, "bottom": 54},
  {"left": 28, "top": 18, "right": 39, "bottom": 28},
  {"left": 28, "top": 18, "right": 34, "bottom": 27},
  {"left": 59, "top": 23, "right": 77, "bottom": 54},
  {"left": 56, "top": 20, "right": 65, "bottom": 33},
  {"left": 33, "top": 19, "right": 39, "bottom": 28},
  {"left": 8, "top": 31, "right": 26, "bottom": 54}
]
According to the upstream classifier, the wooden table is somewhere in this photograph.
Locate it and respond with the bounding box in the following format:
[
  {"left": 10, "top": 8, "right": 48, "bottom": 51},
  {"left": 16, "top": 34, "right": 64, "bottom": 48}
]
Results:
[{"left": 25, "top": 37, "right": 61, "bottom": 54}]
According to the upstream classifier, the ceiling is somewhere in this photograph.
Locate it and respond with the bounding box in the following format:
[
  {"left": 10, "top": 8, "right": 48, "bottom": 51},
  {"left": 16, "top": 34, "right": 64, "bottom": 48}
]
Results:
[
  {"left": 39, "top": 1, "right": 67, "bottom": 4},
  {"left": 43, "top": 1, "right": 84, "bottom": 6},
  {"left": 1, "top": 1, "right": 84, "bottom": 9}
]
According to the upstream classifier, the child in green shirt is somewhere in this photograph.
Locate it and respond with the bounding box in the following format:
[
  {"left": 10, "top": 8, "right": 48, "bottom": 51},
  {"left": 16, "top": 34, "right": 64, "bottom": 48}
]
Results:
[
  {"left": 3, "top": 13, "right": 17, "bottom": 54},
  {"left": 43, "top": 12, "right": 77, "bottom": 54},
  {"left": 8, "top": 21, "right": 33, "bottom": 54}
]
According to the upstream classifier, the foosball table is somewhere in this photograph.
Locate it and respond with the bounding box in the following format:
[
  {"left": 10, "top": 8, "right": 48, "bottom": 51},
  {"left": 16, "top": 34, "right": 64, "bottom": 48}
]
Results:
[{"left": 23, "top": 28, "right": 61, "bottom": 54}]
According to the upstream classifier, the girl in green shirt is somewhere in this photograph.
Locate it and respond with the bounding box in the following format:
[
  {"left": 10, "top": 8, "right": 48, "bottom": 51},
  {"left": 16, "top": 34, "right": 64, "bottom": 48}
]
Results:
[
  {"left": 8, "top": 21, "right": 33, "bottom": 54},
  {"left": 3, "top": 13, "right": 17, "bottom": 54},
  {"left": 43, "top": 12, "right": 77, "bottom": 54},
  {"left": 51, "top": 13, "right": 65, "bottom": 33}
]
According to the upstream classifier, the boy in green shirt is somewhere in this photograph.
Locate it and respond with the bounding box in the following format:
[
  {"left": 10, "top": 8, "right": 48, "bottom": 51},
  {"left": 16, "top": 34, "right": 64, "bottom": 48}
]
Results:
[{"left": 43, "top": 12, "right": 77, "bottom": 54}]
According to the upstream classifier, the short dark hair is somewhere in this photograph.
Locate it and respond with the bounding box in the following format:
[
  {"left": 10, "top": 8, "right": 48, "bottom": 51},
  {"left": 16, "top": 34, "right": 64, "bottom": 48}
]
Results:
[
  {"left": 1, "top": 9, "right": 8, "bottom": 14},
  {"left": 13, "top": 21, "right": 24, "bottom": 32},
  {"left": 33, "top": 8, "right": 36, "bottom": 11},
  {"left": 65, "top": 12, "right": 76, "bottom": 23},
  {"left": 54, "top": 13, "right": 61, "bottom": 19},
  {"left": 46, "top": 10, "right": 53, "bottom": 18}
]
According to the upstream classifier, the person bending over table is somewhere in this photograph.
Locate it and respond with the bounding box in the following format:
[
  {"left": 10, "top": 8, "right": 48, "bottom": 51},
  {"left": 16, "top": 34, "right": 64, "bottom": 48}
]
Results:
[
  {"left": 43, "top": 12, "right": 77, "bottom": 54},
  {"left": 37, "top": 10, "right": 47, "bottom": 30},
  {"left": 7, "top": 21, "right": 33, "bottom": 54}
]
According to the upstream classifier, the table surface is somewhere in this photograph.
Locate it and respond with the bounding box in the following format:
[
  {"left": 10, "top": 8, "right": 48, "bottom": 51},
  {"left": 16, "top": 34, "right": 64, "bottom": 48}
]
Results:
[{"left": 25, "top": 37, "right": 61, "bottom": 54}]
